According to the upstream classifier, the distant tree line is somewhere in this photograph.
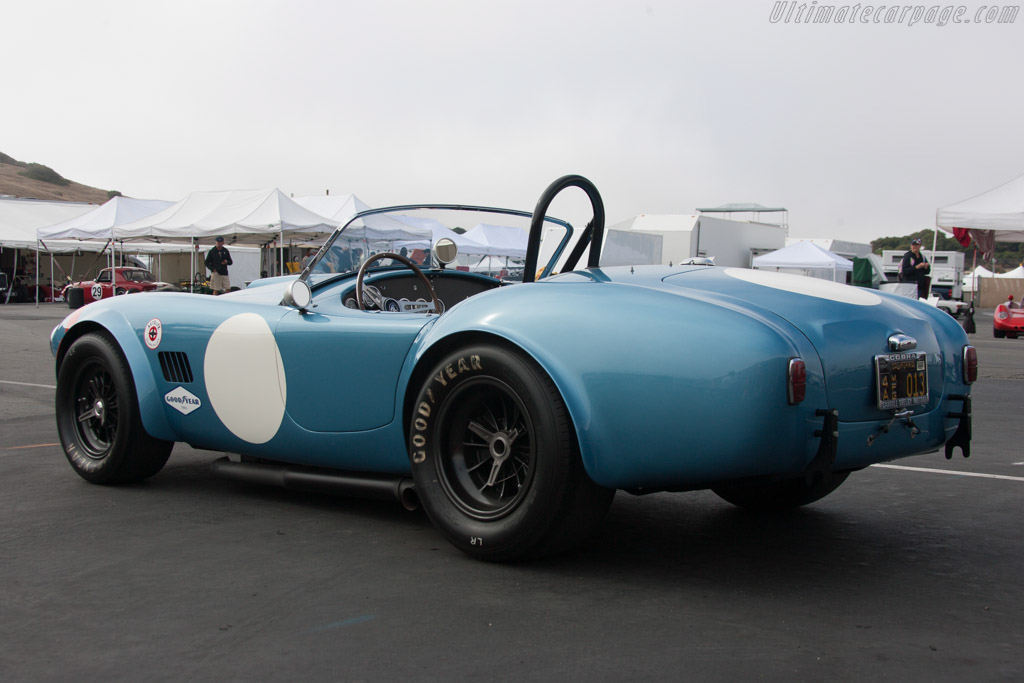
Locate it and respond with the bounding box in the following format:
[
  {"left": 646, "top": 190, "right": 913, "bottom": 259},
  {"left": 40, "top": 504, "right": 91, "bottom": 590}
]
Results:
[
  {"left": 2, "top": 150, "right": 69, "bottom": 186},
  {"left": 0, "top": 151, "right": 27, "bottom": 167},
  {"left": 871, "top": 230, "right": 1022, "bottom": 272},
  {"left": 18, "top": 163, "right": 70, "bottom": 186}
]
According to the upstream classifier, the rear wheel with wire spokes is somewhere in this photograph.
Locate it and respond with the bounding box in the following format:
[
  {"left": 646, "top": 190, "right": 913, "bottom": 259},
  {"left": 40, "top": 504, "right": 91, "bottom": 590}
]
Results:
[{"left": 409, "top": 344, "right": 613, "bottom": 561}]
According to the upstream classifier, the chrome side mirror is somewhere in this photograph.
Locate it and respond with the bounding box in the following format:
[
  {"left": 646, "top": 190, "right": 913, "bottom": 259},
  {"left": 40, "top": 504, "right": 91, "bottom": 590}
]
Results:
[
  {"left": 434, "top": 237, "right": 458, "bottom": 266},
  {"left": 283, "top": 279, "right": 312, "bottom": 311}
]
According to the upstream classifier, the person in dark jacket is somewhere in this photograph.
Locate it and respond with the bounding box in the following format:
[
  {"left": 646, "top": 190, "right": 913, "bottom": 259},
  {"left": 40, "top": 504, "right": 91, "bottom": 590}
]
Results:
[
  {"left": 900, "top": 238, "right": 931, "bottom": 299},
  {"left": 205, "top": 237, "right": 233, "bottom": 295}
]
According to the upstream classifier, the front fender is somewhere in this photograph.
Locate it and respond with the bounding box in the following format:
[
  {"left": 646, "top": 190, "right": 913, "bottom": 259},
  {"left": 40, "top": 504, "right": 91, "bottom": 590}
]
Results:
[{"left": 53, "top": 305, "right": 176, "bottom": 441}]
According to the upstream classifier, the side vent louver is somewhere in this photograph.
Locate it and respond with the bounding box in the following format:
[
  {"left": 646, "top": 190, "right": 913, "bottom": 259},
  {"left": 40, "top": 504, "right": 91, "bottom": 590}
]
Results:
[{"left": 159, "top": 351, "right": 194, "bottom": 383}]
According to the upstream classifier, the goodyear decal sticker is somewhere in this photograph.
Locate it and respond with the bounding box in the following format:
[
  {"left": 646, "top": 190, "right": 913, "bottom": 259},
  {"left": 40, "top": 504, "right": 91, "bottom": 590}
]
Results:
[{"left": 165, "top": 386, "right": 201, "bottom": 415}]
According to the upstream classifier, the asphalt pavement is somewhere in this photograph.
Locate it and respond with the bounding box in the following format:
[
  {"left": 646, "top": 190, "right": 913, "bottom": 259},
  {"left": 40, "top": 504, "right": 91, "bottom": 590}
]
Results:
[{"left": 1, "top": 303, "right": 1021, "bottom": 682}]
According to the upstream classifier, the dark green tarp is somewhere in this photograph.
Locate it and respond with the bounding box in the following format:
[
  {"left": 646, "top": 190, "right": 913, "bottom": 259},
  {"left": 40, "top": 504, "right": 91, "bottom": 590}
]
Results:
[{"left": 852, "top": 257, "right": 875, "bottom": 288}]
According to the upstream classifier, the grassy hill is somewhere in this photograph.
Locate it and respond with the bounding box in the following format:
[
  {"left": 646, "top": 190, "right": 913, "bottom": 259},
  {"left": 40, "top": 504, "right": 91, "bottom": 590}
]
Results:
[{"left": 0, "top": 151, "right": 116, "bottom": 204}]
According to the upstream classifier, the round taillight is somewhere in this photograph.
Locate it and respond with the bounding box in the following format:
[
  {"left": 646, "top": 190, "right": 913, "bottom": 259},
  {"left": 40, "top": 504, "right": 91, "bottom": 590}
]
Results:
[
  {"left": 788, "top": 357, "right": 806, "bottom": 405},
  {"left": 962, "top": 345, "right": 978, "bottom": 384}
]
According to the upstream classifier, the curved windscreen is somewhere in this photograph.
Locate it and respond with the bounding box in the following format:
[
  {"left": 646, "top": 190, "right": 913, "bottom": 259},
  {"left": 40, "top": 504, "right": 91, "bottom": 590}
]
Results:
[{"left": 305, "top": 205, "right": 574, "bottom": 284}]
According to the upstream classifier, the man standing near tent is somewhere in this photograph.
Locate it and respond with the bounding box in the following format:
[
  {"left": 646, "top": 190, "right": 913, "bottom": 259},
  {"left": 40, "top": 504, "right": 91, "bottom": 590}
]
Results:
[
  {"left": 205, "top": 237, "right": 233, "bottom": 295},
  {"left": 900, "top": 237, "right": 931, "bottom": 299}
]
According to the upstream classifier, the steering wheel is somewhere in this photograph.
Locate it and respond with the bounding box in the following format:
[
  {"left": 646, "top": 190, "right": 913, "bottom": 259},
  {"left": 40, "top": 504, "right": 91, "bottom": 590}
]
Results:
[{"left": 355, "top": 251, "right": 442, "bottom": 313}]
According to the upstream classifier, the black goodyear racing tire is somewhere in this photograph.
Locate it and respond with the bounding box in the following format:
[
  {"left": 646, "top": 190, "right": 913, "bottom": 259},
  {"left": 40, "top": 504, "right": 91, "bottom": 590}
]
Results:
[
  {"left": 712, "top": 471, "right": 850, "bottom": 512},
  {"left": 55, "top": 332, "right": 173, "bottom": 484},
  {"left": 409, "top": 345, "right": 614, "bottom": 561},
  {"left": 993, "top": 328, "right": 1006, "bottom": 338}
]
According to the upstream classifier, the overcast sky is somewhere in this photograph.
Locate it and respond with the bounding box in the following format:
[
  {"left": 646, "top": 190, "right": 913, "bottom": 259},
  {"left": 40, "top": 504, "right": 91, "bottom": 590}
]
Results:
[{"left": 4, "top": 0, "right": 1023, "bottom": 244}]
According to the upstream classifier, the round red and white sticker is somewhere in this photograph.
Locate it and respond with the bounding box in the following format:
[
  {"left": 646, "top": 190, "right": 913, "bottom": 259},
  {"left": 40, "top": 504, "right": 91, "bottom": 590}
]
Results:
[{"left": 145, "top": 318, "right": 163, "bottom": 350}]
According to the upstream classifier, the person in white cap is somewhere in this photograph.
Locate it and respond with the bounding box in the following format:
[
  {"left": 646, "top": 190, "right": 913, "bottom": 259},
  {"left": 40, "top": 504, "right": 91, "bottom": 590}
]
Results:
[{"left": 899, "top": 237, "right": 930, "bottom": 299}]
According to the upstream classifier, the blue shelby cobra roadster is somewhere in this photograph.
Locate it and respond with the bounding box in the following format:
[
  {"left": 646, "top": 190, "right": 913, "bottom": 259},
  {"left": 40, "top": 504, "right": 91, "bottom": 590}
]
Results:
[{"left": 51, "top": 176, "right": 976, "bottom": 561}]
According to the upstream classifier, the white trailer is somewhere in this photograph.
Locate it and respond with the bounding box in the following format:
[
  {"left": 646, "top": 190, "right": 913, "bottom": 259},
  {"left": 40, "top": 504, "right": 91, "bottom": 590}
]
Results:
[{"left": 601, "top": 214, "right": 786, "bottom": 269}]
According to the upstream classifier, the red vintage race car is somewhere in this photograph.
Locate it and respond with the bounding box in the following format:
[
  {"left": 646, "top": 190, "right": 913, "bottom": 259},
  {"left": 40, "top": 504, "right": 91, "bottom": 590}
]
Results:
[
  {"left": 63, "top": 267, "right": 178, "bottom": 306},
  {"left": 994, "top": 295, "right": 1024, "bottom": 339}
]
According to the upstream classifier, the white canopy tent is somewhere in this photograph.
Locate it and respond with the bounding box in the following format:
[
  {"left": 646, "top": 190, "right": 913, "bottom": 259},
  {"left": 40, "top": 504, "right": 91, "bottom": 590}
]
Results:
[
  {"left": 293, "top": 193, "right": 367, "bottom": 223},
  {"left": 37, "top": 196, "right": 175, "bottom": 241},
  {"left": 392, "top": 216, "right": 502, "bottom": 256},
  {"left": 469, "top": 255, "right": 525, "bottom": 276},
  {"left": 1, "top": 197, "right": 97, "bottom": 303},
  {"left": 463, "top": 223, "right": 528, "bottom": 259},
  {"left": 936, "top": 172, "right": 1024, "bottom": 239},
  {"left": 752, "top": 241, "right": 853, "bottom": 281},
  {"left": 110, "top": 188, "right": 341, "bottom": 278},
  {"left": 33, "top": 196, "right": 179, "bottom": 290},
  {"left": 936, "top": 173, "right": 1024, "bottom": 300},
  {"left": 114, "top": 188, "right": 338, "bottom": 243},
  {"left": 0, "top": 197, "right": 95, "bottom": 250},
  {"left": 961, "top": 265, "right": 994, "bottom": 294},
  {"left": 294, "top": 194, "right": 432, "bottom": 242},
  {"left": 936, "top": 172, "right": 1024, "bottom": 266}
]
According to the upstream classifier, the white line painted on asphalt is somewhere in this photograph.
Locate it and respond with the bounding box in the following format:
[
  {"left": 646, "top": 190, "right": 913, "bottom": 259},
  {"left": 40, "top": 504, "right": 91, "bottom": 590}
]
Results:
[
  {"left": 873, "top": 464, "right": 1024, "bottom": 482},
  {"left": 0, "top": 380, "right": 56, "bottom": 389}
]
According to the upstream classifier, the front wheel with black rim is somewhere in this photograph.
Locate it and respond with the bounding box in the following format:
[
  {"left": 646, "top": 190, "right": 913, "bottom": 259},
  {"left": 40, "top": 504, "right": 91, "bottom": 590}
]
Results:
[
  {"left": 56, "top": 332, "right": 173, "bottom": 484},
  {"left": 409, "top": 344, "right": 614, "bottom": 561}
]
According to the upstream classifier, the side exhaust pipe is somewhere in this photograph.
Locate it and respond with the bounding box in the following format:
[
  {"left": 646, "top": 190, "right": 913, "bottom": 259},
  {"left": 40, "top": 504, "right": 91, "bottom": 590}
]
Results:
[{"left": 211, "top": 457, "right": 419, "bottom": 511}]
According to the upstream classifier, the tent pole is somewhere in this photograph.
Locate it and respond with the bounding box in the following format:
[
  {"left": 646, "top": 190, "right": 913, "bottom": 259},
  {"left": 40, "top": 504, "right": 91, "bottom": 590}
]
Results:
[
  {"left": 280, "top": 229, "right": 284, "bottom": 276},
  {"left": 35, "top": 242, "right": 40, "bottom": 307},
  {"left": 7, "top": 248, "right": 19, "bottom": 304},
  {"left": 970, "top": 247, "right": 977, "bottom": 305},
  {"left": 927, "top": 227, "right": 939, "bottom": 298},
  {"left": 44, "top": 243, "right": 69, "bottom": 282}
]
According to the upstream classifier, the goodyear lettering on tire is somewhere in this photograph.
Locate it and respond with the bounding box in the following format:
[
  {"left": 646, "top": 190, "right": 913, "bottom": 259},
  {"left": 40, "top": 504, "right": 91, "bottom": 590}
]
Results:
[{"left": 411, "top": 354, "right": 482, "bottom": 464}]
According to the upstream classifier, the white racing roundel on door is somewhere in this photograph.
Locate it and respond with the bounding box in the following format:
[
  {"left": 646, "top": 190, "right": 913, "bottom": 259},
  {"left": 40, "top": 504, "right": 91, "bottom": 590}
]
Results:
[{"left": 203, "top": 313, "right": 287, "bottom": 444}]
